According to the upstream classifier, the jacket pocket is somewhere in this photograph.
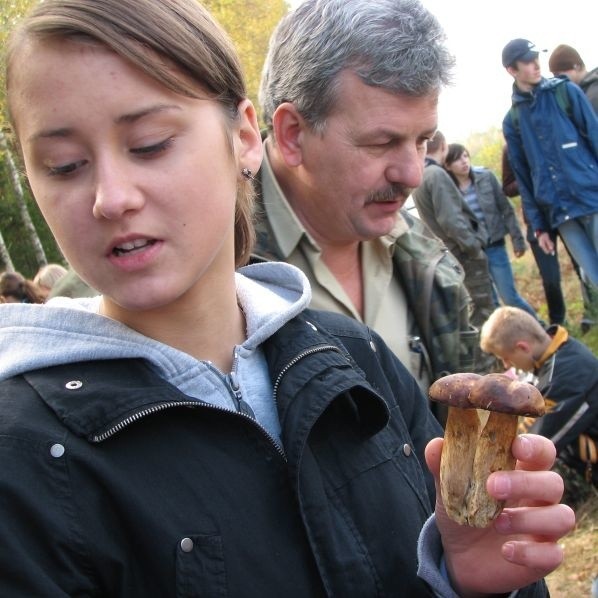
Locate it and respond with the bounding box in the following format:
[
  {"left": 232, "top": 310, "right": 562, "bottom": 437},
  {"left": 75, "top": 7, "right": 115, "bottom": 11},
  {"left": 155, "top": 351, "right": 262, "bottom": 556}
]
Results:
[{"left": 176, "top": 534, "right": 227, "bottom": 598}]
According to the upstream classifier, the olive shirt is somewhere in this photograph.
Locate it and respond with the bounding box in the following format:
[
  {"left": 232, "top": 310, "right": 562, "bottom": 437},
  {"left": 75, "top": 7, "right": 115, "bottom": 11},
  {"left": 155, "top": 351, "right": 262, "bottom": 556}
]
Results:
[{"left": 256, "top": 150, "right": 430, "bottom": 391}]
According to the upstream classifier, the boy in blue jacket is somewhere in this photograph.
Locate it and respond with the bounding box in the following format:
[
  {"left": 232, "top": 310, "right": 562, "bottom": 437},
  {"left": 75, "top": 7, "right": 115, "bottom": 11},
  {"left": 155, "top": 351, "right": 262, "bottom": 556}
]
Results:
[{"left": 502, "top": 38, "right": 598, "bottom": 305}]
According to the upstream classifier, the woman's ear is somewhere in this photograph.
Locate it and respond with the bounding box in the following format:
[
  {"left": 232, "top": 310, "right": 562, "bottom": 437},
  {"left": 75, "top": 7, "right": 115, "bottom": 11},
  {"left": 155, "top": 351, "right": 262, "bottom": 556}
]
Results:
[
  {"left": 271, "top": 102, "right": 306, "bottom": 167},
  {"left": 235, "top": 99, "right": 263, "bottom": 174}
]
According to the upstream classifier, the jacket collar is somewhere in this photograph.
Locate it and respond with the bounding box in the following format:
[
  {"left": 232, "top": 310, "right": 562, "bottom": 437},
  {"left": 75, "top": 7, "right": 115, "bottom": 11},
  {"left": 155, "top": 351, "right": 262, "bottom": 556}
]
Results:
[
  {"left": 534, "top": 324, "right": 568, "bottom": 370},
  {"left": 24, "top": 315, "right": 390, "bottom": 452}
]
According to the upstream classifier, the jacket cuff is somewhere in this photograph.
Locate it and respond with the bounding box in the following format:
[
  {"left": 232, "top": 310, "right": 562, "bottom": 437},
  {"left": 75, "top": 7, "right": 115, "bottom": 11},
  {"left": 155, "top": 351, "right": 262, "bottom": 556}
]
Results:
[
  {"left": 417, "top": 515, "right": 548, "bottom": 597},
  {"left": 417, "top": 515, "right": 459, "bottom": 597}
]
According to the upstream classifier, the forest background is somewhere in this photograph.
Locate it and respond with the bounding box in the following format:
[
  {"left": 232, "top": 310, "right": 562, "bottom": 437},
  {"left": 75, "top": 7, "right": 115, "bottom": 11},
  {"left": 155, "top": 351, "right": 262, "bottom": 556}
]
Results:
[{"left": 0, "top": 2, "right": 596, "bottom": 594}]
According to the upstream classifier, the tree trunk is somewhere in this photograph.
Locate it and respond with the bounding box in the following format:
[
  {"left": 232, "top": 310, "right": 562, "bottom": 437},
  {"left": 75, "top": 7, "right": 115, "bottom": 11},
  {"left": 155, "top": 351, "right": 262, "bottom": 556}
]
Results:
[
  {"left": 0, "top": 227, "right": 15, "bottom": 272},
  {"left": 0, "top": 131, "right": 47, "bottom": 268}
]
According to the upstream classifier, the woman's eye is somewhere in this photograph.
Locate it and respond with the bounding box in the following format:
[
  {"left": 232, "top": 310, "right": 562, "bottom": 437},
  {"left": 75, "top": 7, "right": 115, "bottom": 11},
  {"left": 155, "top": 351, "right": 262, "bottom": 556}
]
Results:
[
  {"left": 47, "top": 160, "right": 86, "bottom": 177},
  {"left": 131, "top": 138, "right": 174, "bottom": 156}
]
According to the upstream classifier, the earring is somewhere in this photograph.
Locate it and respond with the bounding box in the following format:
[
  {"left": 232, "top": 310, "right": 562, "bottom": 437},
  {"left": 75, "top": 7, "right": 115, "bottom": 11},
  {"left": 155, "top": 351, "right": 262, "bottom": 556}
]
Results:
[{"left": 241, "top": 167, "right": 253, "bottom": 180}]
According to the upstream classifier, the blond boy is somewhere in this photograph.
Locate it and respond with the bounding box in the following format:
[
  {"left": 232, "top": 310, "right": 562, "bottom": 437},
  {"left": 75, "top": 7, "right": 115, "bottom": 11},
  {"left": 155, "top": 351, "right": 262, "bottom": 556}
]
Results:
[{"left": 481, "top": 307, "right": 598, "bottom": 493}]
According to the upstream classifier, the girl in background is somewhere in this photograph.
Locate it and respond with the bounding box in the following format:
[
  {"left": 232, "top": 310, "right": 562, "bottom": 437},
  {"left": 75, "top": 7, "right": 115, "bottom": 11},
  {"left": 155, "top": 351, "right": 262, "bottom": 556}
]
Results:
[{"left": 445, "top": 143, "right": 538, "bottom": 319}]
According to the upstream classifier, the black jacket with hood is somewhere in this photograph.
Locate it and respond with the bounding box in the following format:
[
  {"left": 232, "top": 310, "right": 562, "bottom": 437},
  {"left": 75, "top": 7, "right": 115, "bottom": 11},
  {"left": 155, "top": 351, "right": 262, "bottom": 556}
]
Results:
[{"left": 0, "top": 306, "right": 548, "bottom": 596}]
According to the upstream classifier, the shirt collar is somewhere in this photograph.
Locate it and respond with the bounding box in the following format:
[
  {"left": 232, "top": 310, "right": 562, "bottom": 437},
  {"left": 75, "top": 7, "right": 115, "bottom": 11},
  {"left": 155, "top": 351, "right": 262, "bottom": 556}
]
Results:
[{"left": 260, "top": 143, "right": 313, "bottom": 258}]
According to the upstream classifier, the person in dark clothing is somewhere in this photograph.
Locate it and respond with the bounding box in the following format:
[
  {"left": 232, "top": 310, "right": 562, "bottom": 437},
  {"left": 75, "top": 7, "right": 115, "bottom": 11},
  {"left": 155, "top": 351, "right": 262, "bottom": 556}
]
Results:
[
  {"left": 0, "top": 0, "right": 574, "bottom": 595},
  {"left": 481, "top": 306, "right": 598, "bottom": 506}
]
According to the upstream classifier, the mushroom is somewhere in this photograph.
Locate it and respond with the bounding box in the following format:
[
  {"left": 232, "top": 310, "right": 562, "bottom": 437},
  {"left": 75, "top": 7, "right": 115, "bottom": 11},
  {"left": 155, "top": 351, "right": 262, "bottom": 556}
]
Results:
[{"left": 429, "top": 372, "right": 545, "bottom": 528}]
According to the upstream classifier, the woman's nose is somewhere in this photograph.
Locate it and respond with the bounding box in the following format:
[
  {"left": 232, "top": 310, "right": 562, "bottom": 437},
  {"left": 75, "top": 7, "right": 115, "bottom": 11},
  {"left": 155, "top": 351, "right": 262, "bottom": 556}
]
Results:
[{"left": 92, "top": 163, "right": 144, "bottom": 220}]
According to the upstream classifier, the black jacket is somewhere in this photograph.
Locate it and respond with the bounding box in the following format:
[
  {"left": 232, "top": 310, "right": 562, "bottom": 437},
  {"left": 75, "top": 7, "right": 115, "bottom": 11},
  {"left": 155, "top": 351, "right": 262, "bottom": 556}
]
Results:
[
  {"left": 0, "top": 310, "right": 547, "bottom": 596},
  {"left": 0, "top": 310, "right": 438, "bottom": 596}
]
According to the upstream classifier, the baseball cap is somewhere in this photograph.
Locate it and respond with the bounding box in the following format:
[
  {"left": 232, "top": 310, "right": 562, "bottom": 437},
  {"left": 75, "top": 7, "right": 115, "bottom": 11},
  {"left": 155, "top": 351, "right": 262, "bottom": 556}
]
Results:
[
  {"left": 549, "top": 44, "right": 584, "bottom": 74},
  {"left": 502, "top": 39, "right": 545, "bottom": 68}
]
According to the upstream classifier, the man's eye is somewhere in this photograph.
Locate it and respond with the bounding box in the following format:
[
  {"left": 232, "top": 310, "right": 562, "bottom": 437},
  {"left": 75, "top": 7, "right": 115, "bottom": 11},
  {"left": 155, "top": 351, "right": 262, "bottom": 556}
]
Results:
[
  {"left": 47, "top": 160, "right": 86, "bottom": 177},
  {"left": 131, "top": 138, "right": 174, "bottom": 156}
]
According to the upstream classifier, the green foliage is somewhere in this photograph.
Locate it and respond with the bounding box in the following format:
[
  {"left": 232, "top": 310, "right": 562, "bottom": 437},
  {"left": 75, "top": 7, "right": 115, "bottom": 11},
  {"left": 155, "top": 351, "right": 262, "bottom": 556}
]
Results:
[
  {"left": 201, "top": 0, "right": 288, "bottom": 122},
  {"left": 466, "top": 127, "right": 504, "bottom": 179}
]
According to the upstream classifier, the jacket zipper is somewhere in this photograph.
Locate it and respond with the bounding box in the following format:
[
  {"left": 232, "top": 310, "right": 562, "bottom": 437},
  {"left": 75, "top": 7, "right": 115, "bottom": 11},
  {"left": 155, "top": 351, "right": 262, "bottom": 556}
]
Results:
[
  {"left": 226, "top": 349, "right": 256, "bottom": 418},
  {"left": 92, "top": 344, "right": 343, "bottom": 455},
  {"left": 272, "top": 345, "right": 343, "bottom": 403},
  {"left": 91, "top": 398, "right": 287, "bottom": 460}
]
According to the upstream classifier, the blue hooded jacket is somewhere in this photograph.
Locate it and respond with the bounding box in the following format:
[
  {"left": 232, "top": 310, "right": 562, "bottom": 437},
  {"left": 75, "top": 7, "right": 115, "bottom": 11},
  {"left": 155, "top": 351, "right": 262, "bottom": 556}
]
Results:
[{"left": 503, "top": 77, "right": 598, "bottom": 232}]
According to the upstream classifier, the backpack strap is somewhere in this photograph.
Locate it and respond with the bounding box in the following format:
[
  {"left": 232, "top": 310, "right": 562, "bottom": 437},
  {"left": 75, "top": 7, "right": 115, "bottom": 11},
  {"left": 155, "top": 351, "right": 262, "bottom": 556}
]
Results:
[
  {"left": 554, "top": 82, "right": 572, "bottom": 118},
  {"left": 509, "top": 81, "right": 572, "bottom": 135}
]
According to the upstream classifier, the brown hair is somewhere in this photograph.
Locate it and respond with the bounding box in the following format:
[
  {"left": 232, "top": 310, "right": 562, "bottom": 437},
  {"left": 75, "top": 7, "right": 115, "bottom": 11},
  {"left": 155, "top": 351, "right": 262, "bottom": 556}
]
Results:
[
  {"left": 0, "top": 271, "right": 44, "bottom": 303},
  {"left": 5, "top": 0, "right": 256, "bottom": 267},
  {"left": 426, "top": 130, "right": 445, "bottom": 154}
]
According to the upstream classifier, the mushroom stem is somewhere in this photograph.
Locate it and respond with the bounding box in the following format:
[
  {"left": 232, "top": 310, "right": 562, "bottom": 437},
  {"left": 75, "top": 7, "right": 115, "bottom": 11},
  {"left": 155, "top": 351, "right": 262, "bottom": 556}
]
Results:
[
  {"left": 440, "top": 406, "right": 481, "bottom": 525},
  {"left": 466, "top": 411, "right": 518, "bottom": 527}
]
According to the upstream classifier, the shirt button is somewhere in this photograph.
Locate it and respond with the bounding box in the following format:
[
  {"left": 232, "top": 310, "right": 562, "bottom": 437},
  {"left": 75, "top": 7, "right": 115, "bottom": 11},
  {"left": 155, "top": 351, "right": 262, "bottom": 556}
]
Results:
[
  {"left": 402, "top": 444, "right": 412, "bottom": 457},
  {"left": 180, "top": 537, "right": 194, "bottom": 553}
]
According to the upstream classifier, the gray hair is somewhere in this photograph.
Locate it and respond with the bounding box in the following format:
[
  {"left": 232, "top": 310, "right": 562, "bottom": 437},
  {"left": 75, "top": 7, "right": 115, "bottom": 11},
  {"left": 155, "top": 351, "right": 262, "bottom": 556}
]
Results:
[{"left": 259, "top": 0, "right": 454, "bottom": 132}]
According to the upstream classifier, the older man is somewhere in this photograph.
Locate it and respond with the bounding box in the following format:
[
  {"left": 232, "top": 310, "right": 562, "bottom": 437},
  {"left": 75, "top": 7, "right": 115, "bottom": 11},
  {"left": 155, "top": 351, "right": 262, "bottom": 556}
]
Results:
[{"left": 254, "top": 0, "right": 481, "bottom": 394}]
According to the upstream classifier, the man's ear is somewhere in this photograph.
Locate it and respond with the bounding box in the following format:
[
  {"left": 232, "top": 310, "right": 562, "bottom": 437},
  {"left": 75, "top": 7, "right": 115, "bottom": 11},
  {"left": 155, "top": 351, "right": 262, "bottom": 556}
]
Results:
[
  {"left": 506, "top": 65, "right": 518, "bottom": 77},
  {"left": 271, "top": 102, "right": 306, "bottom": 167},
  {"left": 235, "top": 99, "right": 263, "bottom": 174},
  {"left": 515, "top": 340, "right": 532, "bottom": 354}
]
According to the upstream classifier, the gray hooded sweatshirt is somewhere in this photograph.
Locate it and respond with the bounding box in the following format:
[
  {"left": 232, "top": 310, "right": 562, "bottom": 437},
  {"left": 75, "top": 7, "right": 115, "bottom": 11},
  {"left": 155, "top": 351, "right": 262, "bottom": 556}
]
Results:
[{"left": 0, "top": 262, "right": 311, "bottom": 446}]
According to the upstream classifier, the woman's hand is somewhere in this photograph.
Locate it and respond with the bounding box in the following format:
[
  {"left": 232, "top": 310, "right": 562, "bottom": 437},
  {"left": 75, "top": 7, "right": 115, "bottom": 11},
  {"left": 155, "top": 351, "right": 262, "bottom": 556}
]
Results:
[{"left": 425, "top": 434, "right": 576, "bottom": 597}]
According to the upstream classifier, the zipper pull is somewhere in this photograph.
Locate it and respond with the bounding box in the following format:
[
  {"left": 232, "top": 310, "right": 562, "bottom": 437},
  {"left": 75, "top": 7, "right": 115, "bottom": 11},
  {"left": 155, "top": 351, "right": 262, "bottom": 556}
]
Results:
[{"left": 228, "top": 371, "right": 256, "bottom": 419}]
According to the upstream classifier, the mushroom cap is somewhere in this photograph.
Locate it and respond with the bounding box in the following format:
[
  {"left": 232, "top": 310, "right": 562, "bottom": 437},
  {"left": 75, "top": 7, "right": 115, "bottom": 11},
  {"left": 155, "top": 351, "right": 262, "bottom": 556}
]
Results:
[
  {"left": 468, "top": 373, "right": 545, "bottom": 416},
  {"left": 429, "top": 373, "right": 481, "bottom": 408}
]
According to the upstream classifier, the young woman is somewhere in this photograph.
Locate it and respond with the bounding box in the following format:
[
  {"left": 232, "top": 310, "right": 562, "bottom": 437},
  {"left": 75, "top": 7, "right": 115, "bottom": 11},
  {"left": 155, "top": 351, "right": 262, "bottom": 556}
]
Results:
[
  {"left": 445, "top": 143, "right": 539, "bottom": 319},
  {"left": 0, "top": 0, "right": 573, "bottom": 595}
]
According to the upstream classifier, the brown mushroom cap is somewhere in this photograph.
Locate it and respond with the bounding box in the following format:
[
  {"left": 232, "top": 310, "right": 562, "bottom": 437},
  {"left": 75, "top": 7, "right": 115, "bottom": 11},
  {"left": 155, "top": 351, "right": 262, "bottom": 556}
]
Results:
[
  {"left": 428, "top": 372, "right": 481, "bottom": 408},
  {"left": 468, "top": 373, "right": 545, "bottom": 417}
]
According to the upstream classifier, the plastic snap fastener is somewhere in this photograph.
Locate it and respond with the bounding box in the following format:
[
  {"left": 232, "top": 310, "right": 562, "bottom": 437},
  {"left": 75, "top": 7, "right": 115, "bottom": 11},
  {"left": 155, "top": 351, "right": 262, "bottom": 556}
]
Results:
[
  {"left": 65, "top": 380, "right": 83, "bottom": 390},
  {"left": 402, "top": 444, "right": 412, "bottom": 457},
  {"left": 50, "top": 444, "right": 65, "bottom": 458},
  {"left": 306, "top": 321, "right": 318, "bottom": 331},
  {"left": 369, "top": 341, "right": 377, "bottom": 352},
  {"left": 180, "top": 537, "right": 194, "bottom": 553}
]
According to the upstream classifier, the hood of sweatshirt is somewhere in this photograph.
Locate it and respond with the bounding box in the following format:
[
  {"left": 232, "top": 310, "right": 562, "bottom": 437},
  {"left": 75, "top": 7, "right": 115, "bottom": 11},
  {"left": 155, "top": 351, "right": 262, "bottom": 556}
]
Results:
[{"left": 0, "top": 262, "right": 311, "bottom": 442}]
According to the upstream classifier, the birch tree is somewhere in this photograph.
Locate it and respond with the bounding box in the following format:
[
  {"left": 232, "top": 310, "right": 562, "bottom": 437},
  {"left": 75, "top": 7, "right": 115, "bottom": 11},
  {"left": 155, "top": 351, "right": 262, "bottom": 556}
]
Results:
[{"left": 0, "top": 131, "right": 47, "bottom": 267}]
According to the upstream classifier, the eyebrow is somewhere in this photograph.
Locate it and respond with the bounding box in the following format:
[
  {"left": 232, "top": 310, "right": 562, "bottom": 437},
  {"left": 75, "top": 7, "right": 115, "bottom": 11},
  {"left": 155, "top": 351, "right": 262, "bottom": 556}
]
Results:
[{"left": 27, "top": 104, "right": 182, "bottom": 143}]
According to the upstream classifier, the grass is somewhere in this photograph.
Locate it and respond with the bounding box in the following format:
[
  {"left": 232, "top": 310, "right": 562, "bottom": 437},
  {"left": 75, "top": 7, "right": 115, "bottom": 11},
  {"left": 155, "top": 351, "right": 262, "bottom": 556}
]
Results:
[{"left": 509, "top": 241, "right": 598, "bottom": 596}]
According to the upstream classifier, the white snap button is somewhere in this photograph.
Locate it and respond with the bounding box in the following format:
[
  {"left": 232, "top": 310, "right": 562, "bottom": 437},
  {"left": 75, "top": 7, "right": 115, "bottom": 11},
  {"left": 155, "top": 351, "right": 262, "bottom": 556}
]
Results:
[
  {"left": 50, "top": 444, "right": 65, "bottom": 458},
  {"left": 65, "top": 380, "right": 83, "bottom": 390},
  {"left": 369, "top": 341, "right": 377, "bottom": 352},
  {"left": 402, "top": 444, "right": 412, "bottom": 457},
  {"left": 180, "top": 537, "right": 194, "bottom": 553},
  {"left": 306, "top": 321, "right": 318, "bottom": 331}
]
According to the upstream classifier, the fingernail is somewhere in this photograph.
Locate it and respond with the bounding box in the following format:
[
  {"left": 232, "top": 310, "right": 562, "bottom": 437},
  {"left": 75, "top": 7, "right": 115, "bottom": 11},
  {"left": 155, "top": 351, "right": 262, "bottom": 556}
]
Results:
[
  {"left": 492, "top": 473, "right": 511, "bottom": 499},
  {"left": 519, "top": 435, "right": 533, "bottom": 460},
  {"left": 502, "top": 542, "right": 515, "bottom": 561}
]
